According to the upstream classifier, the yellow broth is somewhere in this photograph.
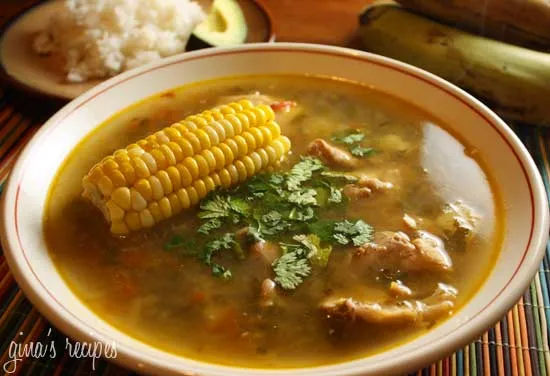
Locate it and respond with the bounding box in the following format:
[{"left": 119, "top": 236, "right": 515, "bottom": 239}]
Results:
[{"left": 44, "top": 75, "right": 504, "bottom": 368}]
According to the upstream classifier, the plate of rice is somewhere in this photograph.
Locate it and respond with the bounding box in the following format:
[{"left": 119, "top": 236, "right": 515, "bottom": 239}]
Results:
[{"left": 0, "top": 0, "right": 274, "bottom": 101}]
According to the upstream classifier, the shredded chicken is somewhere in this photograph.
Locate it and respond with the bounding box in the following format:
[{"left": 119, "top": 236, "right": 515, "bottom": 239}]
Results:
[
  {"left": 435, "top": 201, "right": 479, "bottom": 250},
  {"left": 343, "top": 175, "right": 393, "bottom": 200},
  {"left": 355, "top": 231, "right": 452, "bottom": 273},
  {"left": 307, "top": 138, "right": 358, "bottom": 169},
  {"left": 320, "top": 283, "right": 457, "bottom": 325}
]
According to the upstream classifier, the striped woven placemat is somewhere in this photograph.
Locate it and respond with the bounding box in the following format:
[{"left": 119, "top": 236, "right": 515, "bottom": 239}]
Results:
[{"left": 0, "top": 85, "right": 548, "bottom": 376}]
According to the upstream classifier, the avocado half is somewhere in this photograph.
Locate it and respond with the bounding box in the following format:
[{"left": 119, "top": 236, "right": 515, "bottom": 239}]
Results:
[{"left": 188, "top": 0, "right": 248, "bottom": 49}]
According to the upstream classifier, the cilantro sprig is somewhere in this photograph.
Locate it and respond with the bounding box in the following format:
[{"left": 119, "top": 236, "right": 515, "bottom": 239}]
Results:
[
  {"left": 331, "top": 129, "right": 375, "bottom": 158},
  {"left": 164, "top": 157, "right": 375, "bottom": 289}
]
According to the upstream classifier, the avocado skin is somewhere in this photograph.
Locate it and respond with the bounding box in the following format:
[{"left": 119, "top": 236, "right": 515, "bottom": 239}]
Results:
[{"left": 186, "top": 34, "right": 216, "bottom": 50}]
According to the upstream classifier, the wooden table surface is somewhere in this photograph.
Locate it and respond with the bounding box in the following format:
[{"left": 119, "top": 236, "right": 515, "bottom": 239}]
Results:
[{"left": 0, "top": 0, "right": 369, "bottom": 46}]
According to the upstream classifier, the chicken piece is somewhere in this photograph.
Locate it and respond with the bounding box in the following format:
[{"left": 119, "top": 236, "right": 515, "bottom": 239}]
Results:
[
  {"left": 260, "top": 278, "right": 277, "bottom": 308},
  {"left": 355, "top": 231, "right": 452, "bottom": 273},
  {"left": 343, "top": 175, "right": 393, "bottom": 200},
  {"left": 320, "top": 283, "right": 457, "bottom": 325},
  {"left": 435, "top": 201, "right": 479, "bottom": 251},
  {"left": 307, "top": 139, "right": 358, "bottom": 169},
  {"left": 389, "top": 280, "right": 413, "bottom": 298},
  {"left": 250, "top": 241, "right": 281, "bottom": 265}
]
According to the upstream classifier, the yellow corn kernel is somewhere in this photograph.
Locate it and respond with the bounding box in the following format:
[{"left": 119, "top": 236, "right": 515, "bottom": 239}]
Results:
[
  {"left": 130, "top": 188, "right": 147, "bottom": 211},
  {"left": 211, "top": 173, "right": 221, "bottom": 187},
  {"left": 167, "top": 193, "right": 182, "bottom": 215},
  {"left": 125, "top": 212, "right": 142, "bottom": 231},
  {"left": 106, "top": 201, "right": 125, "bottom": 221},
  {"left": 242, "top": 156, "right": 256, "bottom": 176},
  {"left": 235, "top": 112, "right": 250, "bottom": 131},
  {"left": 160, "top": 144, "right": 177, "bottom": 166},
  {"left": 98, "top": 176, "right": 114, "bottom": 196},
  {"left": 111, "top": 187, "right": 132, "bottom": 211},
  {"left": 176, "top": 188, "right": 191, "bottom": 209},
  {"left": 218, "top": 168, "right": 232, "bottom": 187},
  {"left": 132, "top": 157, "right": 150, "bottom": 178},
  {"left": 241, "top": 132, "right": 257, "bottom": 152},
  {"left": 248, "top": 127, "right": 264, "bottom": 148},
  {"left": 194, "top": 179, "right": 208, "bottom": 198},
  {"left": 195, "top": 129, "right": 212, "bottom": 150},
  {"left": 200, "top": 150, "right": 217, "bottom": 171},
  {"left": 157, "top": 170, "right": 173, "bottom": 194},
  {"left": 150, "top": 149, "right": 167, "bottom": 170},
  {"left": 159, "top": 197, "right": 172, "bottom": 218},
  {"left": 194, "top": 154, "right": 209, "bottom": 178},
  {"left": 183, "top": 157, "right": 199, "bottom": 180},
  {"left": 175, "top": 137, "right": 195, "bottom": 158},
  {"left": 111, "top": 220, "right": 129, "bottom": 235},
  {"left": 140, "top": 209, "right": 155, "bottom": 228},
  {"left": 149, "top": 175, "right": 164, "bottom": 201},
  {"left": 203, "top": 176, "right": 216, "bottom": 192},
  {"left": 119, "top": 162, "right": 137, "bottom": 185},
  {"left": 82, "top": 101, "right": 291, "bottom": 234},
  {"left": 148, "top": 202, "right": 163, "bottom": 222},
  {"left": 134, "top": 179, "right": 153, "bottom": 201},
  {"left": 210, "top": 146, "right": 226, "bottom": 170},
  {"left": 176, "top": 164, "right": 193, "bottom": 187},
  {"left": 187, "top": 187, "right": 199, "bottom": 205},
  {"left": 203, "top": 125, "right": 220, "bottom": 146}
]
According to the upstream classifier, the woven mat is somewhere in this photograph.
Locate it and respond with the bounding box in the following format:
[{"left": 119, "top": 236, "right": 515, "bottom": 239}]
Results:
[{"left": 0, "top": 84, "right": 549, "bottom": 376}]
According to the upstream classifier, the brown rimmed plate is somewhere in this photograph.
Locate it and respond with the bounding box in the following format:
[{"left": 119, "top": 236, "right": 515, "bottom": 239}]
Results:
[{"left": 0, "top": 0, "right": 275, "bottom": 101}]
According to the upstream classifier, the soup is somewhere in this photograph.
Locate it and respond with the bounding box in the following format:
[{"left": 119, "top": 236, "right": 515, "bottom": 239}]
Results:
[{"left": 44, "top": 75, "right": 504, "bottom": 368}]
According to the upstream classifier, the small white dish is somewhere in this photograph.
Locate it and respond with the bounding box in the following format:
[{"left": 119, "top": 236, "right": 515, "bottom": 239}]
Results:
[{"left": 1, "top": 43, "right": 548, "bottom": 375}]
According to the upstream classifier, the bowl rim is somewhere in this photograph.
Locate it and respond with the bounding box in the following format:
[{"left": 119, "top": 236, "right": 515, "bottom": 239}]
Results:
[{"left": 1, "top": 42, "right": 548, "bottom": 375}]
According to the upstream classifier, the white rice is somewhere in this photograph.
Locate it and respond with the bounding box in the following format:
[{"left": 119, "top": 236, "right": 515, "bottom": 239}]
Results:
[{"left": 34, "top": 0, "right": 205, "bottom": 83}]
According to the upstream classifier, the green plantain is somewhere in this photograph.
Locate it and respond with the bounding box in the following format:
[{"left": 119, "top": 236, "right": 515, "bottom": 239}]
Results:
[
  {"left": 359, "top": 3, "right": 550, "bottom": 126},
  {"left": 396, "top": 0, "right": 550, "bottom": 50}
]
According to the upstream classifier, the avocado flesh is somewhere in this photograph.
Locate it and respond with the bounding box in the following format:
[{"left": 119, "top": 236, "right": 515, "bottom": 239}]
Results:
[{"left": 192, "top": 0, "right": 248, "bottom": 47}]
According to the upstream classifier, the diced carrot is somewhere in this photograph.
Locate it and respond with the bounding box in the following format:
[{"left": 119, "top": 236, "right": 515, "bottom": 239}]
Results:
[{"left": 270, "top": 101, "right": 297, "bottom": 112}]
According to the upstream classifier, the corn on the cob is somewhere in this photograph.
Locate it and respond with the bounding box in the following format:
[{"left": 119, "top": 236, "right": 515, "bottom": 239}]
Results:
[{"left": 82, "top": 100, "right": 291, "bottom": 234}]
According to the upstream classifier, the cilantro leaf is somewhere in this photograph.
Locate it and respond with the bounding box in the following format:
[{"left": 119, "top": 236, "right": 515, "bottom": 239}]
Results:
[
  {"left": 198, "top": 195, "right": 231, "bottom": 219},
  {"left": 288, "top": 206, "right": 315, "bottom": 221},
  {"left": 294, "top": 234, "right": 333, "bottom": 267},
  {"left": 259, "top": 210, "right": 291, "bottom": 235},
  {"left": 307, "top": 220, "right": 338, "bottom": 243},
  {"left": 211, "top": 264, "right": 232, "bottom": 280},
  {"left": 328, "top": 187, "right": 343, "bottom": 204},
  {"left": 202, "top": 233, "right": 235, "bottom": 265},
  {"left": 350, "top": 145, "right": 375, "bottom": 157},
  {"left": 229, "top": 198, "right": 250, "bottom": 216},
  {"left": 333, "top": 220, "right": 374, "bottom": 246},
  {"left": 331, "top": 130, "right": 365, "bottom": 145},
  {"left": 198, "top": 218, "right": 222, "bottom": 234},
  {"left": 286, "top": 157, "right": 325, "bottom": 191},
  {"left": 287, "top": 188, "right": 318, "bottom": 206},
  {"left": 272, "top": 252, "right": 311, "bottom": 290}
]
